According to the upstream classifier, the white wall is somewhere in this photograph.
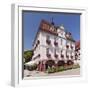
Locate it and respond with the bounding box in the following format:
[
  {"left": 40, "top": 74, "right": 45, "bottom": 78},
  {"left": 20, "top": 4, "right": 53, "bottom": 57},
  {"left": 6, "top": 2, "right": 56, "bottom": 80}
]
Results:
[
  {"left": 0, "top": 0, "right": 90, "bottom": 89},
  {"left": 39, "top": 30, "right": 75, "bottom": 61}
]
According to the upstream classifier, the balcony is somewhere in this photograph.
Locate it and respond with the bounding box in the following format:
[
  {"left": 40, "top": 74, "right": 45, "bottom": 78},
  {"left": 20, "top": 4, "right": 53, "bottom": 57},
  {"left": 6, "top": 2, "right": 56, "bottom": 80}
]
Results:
[
  {"left": 46, "top": 39, "right": 51, "bottom": 45},
  {"left": 54, "top": 41, "right": 58, "bottom": 46},
  {"left": 46, "top": 53, "right": 51, "bottom": 58},
  {"left": 54, "top": 54, "right": 58, "bottom": 58}
]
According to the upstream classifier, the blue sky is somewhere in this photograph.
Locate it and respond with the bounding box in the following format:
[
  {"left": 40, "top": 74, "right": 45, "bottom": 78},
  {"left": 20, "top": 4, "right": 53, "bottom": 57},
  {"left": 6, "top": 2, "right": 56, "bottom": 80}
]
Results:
[{"left": 23, "top": 11, "right": 80, "bottom": 50}]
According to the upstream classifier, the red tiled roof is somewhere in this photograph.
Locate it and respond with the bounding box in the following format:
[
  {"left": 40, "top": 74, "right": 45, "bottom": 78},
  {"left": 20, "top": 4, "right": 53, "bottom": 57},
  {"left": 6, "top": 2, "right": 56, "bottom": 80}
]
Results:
[
  {"left": 75, "top": 40, "right": 80, "bottom": 49},
  {"left": 39, "top": 20, "right": 58, "bottom": 36}
]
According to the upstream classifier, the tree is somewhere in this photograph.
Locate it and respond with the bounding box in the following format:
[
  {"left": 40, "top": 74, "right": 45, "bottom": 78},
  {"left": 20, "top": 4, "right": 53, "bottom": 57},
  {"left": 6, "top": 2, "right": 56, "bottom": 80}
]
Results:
[{"left": 24, "top": 50, "right": 33, "bottom": 63}]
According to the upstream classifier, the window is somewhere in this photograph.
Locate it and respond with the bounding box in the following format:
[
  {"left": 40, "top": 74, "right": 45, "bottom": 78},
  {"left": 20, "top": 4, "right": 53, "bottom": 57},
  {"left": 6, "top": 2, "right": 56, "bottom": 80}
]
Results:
[
  {"left": 54, "top": 37, "right": 56, "bottom": 41},
  {"left": 54, "top": 37, "right": 58, "bottom": 46},
  {"left": 46, "top": 35, "right": 51, "bottom": 44},
  {"left": 61, "top": 32, "right": 63, "bottom": 35},
  {"left": 61, "top": 38, "right": 63, "bottom": 45},
  {"left": 54, "top": 48, "right": 58, "bottom": 58},
  {"left": 46, "top": 48, "right": 51, "bottom": 58},
  {"left": 54, "top": 48, "right": 56, "bottom": 54},
  {"left": 46, "top": 35, "right": 50, "bottom": 40},
  {"left": 61, "top": 50, "right": 63, "bottom": 54},
  {"left": 46, "top": 48, "right": 49, "bottom": 54}
]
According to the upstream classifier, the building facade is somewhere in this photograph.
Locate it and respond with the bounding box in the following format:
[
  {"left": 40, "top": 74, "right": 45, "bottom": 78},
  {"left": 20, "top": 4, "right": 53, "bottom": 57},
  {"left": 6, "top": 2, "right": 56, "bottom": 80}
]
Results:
[
  {"left": 75, "top": 41, "right": 80, "bottom": 64},
  {"left": 32, "top": 20, "right": 76, "bottom": 71}
]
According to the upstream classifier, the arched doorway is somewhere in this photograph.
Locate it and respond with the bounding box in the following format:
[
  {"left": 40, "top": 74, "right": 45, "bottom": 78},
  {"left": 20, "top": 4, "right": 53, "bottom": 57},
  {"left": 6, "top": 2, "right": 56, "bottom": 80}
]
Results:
[
  {"left": 57, "top": 60, "right": 65, "bottom": 66},
  {"left": 45, "top": 60, "right": 55, "bottom": 69}
]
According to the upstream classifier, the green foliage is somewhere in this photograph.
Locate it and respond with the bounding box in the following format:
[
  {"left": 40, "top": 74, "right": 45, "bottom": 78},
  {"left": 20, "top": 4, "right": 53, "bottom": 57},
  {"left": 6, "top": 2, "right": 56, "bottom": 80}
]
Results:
[
  {"left": 64, "top": 65, "right": 73, "bottom": 70},
  {"left": 24, "top": 50, "right": 33, "bottom": 63},
  {"left": 47, "top": 64, "right": 80, "bottom": 74},
  {"left": 58, "top": 66, "right": 64, "bottom": 71},
  {"left": 47, "top": 67, "right": 55, "bottom": 73},
  {"left": 72, "top": 64, "right": 80, "bottom": 69},
  {"left": 27, "top": 64, "right": 37, "bottom": 71},
  {"left": 47, "top": 66, "right": 64, "bottom": 73}
]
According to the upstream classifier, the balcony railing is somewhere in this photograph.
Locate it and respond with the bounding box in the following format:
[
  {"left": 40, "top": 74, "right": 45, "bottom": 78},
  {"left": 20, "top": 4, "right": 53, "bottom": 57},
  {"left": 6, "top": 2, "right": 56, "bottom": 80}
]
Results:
[{"left": 46, "top": 39, "right": 51, "bottom": 45}]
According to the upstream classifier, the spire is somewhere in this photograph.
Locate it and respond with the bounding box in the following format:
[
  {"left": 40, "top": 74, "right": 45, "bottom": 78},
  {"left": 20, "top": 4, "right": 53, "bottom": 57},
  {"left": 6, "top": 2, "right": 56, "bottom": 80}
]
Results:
[{"left": 51, "top": 17, "right": 54, "bottom": 25}]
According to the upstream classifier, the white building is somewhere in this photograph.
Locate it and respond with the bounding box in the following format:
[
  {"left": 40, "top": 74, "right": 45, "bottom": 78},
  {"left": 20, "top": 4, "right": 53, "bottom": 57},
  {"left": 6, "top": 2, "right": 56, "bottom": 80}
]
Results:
[
  {"left": 32, "top": 20, "right": 75, "bottom": 71},
  {"left": 75, "top": 41, "right": 80, "bottom": 64}
]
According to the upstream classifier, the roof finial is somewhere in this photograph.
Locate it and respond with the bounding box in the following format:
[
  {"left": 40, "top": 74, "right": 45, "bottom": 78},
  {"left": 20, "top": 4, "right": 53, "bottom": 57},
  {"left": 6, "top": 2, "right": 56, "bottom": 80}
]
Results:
[{"left": 51, "top": 17, "right": 54, "bottom": 25}]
